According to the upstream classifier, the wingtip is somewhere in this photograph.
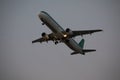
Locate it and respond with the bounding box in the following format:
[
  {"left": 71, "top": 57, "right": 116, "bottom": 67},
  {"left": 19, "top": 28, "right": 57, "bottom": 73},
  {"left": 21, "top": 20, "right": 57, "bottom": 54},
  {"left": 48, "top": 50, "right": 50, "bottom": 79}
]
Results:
[
  {"left": 32, "top": 40, "right": 36, "bottom": 44},
  {"left": 98, "top": 29, "right": 103, "bottom": 32},
  {"left": 32, "top": 41, "right": 34, "bottom": 44}
]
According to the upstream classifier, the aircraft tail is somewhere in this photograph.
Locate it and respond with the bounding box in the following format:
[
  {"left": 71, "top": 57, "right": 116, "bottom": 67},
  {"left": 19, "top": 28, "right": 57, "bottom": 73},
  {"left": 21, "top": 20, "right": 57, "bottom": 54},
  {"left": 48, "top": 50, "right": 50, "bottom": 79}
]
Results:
[
  {"left": 71, "top": 39, "right": 96, "bottom": 55},
  {"left": 79, "top": 39, "right": 96, "bottom": 52},
  {"left": 79, "top": 39, "right": 85, "bottom": 49}
]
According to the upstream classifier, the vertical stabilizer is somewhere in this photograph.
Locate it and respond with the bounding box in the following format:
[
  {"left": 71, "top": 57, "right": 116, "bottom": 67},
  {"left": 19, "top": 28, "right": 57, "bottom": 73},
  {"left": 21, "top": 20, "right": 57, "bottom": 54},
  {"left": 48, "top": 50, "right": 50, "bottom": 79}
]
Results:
[{"left": 79, "top": 39, "right": 85, "bottom": 49}]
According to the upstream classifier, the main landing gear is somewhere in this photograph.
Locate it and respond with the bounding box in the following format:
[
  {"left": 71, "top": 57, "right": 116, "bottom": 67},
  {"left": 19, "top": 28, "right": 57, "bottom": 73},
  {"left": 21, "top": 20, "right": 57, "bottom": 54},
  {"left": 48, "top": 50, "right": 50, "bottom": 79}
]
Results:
[
  {"left": 42, "top": 23, "right": 45, "bottom": 25},
  {"left": 55, "top": 41, "right": 59, "bottom": 45}
]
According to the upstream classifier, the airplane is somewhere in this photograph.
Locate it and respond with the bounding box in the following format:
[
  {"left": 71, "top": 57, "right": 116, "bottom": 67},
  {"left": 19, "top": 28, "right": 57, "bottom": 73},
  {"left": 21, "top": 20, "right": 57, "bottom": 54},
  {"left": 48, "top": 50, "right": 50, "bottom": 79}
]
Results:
[{"left": 32, "top": 11, "right": 102, "bottom": 55}]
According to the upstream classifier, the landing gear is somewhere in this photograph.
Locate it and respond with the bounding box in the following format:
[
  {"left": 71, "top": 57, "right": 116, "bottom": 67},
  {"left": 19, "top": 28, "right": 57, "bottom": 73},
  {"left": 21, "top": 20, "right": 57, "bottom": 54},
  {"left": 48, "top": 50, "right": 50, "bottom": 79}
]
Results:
[
  {"left": 42, "top": 23, "right": 45, "bottom": 25},
  {"left": 55, "top": 41, "right": 58, "bottom": 45},
  {"left": 65, "top": 39, "right": 69, "bottom": 43},
  {"left": 81, "top": 52, "right": 85, "bottom": 55}
]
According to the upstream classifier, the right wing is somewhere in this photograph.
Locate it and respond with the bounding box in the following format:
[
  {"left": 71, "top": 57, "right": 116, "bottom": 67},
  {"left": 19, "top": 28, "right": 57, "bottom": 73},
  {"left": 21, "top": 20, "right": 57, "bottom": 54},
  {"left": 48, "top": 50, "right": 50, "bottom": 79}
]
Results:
[{"left": 72, "top": 29, "right": 103, "bottom": 37}]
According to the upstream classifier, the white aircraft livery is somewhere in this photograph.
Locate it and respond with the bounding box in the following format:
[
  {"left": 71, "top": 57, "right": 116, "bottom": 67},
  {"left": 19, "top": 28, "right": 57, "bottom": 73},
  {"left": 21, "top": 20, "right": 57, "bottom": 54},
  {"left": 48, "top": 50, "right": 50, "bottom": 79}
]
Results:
[{"left": 32, "top": 11, "right": 102, "bottom": 55}]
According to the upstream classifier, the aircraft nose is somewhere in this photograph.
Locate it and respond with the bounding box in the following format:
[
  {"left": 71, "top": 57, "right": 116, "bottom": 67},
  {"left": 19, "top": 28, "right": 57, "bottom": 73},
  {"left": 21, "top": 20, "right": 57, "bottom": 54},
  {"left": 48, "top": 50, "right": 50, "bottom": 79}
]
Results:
[
  {"left": 38, "top": 11, "right": 45, "bottom": 18},
  {"left": 38, "top": 12, "right": 42, "bottom": 18},
  {"left": 38, "top": 13, "right": 41, "bottom": 18}
]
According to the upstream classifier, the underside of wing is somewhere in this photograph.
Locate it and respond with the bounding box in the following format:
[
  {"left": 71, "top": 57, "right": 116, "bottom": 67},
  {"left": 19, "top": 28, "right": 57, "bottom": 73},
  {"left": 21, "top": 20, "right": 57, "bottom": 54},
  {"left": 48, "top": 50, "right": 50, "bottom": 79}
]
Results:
[
  {"left": 32, "top": 38, "right": 46, "bottom": 43},
  {"left": 72, "top": 29, "right": 103, "bottom": 37},
  {"left": 32, "top": 38, "right": 51, "bottom": 43}
]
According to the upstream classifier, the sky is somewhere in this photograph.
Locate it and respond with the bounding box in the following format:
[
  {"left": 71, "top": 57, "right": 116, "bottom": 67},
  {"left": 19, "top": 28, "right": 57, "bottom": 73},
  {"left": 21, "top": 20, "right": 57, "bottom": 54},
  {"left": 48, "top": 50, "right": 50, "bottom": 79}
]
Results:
[{"left": 0, "top": 0, "right": 120, "bottom": 80}]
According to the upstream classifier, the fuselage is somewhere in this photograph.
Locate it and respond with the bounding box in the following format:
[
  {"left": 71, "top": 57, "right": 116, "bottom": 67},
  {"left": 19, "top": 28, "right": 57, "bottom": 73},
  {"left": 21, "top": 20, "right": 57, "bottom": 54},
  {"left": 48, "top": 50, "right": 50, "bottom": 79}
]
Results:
[{"left": 38, "top": 11, "right": 83, "bottom": 53}]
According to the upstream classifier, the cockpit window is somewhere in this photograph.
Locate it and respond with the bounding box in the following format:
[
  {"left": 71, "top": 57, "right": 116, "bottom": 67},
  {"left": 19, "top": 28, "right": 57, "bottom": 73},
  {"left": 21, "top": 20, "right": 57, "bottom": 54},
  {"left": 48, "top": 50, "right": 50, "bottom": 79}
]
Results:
[{"left": 41, "top": 11, "right": 48, "bottom": 15}]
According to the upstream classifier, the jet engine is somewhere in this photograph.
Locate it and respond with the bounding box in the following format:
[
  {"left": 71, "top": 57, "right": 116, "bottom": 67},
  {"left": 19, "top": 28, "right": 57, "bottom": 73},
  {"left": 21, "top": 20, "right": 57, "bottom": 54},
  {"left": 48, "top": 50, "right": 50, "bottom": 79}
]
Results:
[
  {"left": 65, "top": 28, "right": 73, "bottom": 37},
  {"left": 41, "top": 32, "right": 49, "bottom": 40},
  {"left": 66, "top": 28, "right": 70, "bottom": 32}
]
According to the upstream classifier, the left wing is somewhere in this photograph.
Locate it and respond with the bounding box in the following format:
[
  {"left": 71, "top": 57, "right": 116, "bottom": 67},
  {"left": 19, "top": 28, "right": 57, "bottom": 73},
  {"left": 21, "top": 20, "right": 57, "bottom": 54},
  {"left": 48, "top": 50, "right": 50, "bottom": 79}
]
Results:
[
  {"left": 72, "top": 29, "right": 103, "bottom": 37},
  {"left": 32, "top": 38, "right": 50, "bottom": 43},
  {"left": 32, "top": 33, "right": 59, "bottom": 43}
]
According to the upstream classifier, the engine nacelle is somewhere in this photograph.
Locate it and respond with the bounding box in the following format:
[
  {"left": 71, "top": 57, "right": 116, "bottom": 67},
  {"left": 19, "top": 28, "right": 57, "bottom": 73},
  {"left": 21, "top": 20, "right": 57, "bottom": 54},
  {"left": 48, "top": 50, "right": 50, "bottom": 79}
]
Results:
[
  {"left": 66, "top": 28, "right": 70, "bottom": 32},
  {"left": 65, "top": 28, "right": 73, "bottom": 36},
  {"left": 41, "top": 32, "right": 49, "bottom": 40},
  {"left": 41, "top": 32, "right": 46, "bottom": 37}
]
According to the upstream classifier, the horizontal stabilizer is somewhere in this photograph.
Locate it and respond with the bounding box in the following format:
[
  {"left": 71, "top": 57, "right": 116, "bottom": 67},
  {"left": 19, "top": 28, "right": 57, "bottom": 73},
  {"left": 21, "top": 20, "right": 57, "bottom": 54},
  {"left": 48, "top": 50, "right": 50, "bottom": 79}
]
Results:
[
  {"left": 83, "top": 49, "right": 96, "bottom": 53},
  {"left": 71, "top": 52, "right": 79, "bottom": 55},
  {"left": 71, "top": 49, "right": 96, "bottom": 55}
]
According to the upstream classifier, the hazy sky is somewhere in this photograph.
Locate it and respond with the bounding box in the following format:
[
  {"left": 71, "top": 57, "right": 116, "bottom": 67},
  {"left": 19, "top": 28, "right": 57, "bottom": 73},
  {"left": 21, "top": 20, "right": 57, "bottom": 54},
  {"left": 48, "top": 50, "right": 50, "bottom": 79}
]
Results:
[{"left": 0, "top": 0, "right": 120, "bottom": 80}]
